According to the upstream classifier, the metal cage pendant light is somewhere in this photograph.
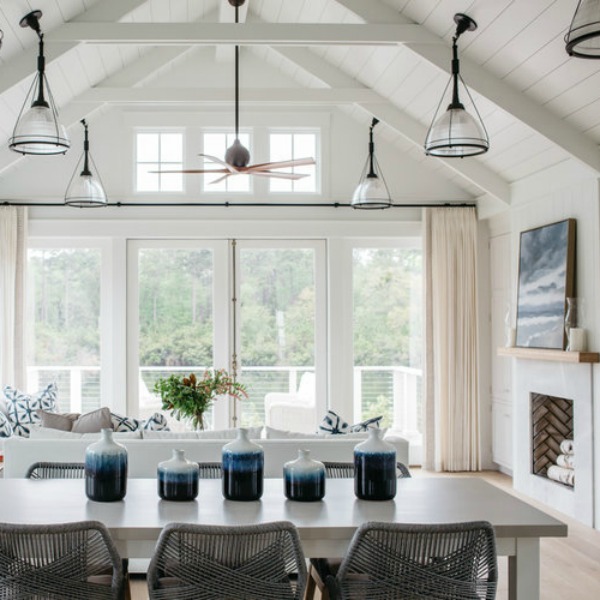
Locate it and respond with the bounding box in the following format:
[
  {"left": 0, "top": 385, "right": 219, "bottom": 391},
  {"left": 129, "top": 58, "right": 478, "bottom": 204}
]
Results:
[
  {"left": 9, "top": 10, "right": 70, "bottom": 155},
  {"left": 64, "top": 120, "right": 107, "bottom": 207},
  {"left": 424, "top": 13, "right": 489, "bottom": 158},
  {"left": 565, "top": 0, "right": 600, "bottom": 58},
  {"left": 351, "top": 117, "right": 392, "bottom": 209}
]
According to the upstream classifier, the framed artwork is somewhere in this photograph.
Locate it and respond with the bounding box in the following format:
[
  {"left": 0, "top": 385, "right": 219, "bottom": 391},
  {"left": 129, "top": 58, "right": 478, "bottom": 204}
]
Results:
[{"left": 515, "top": 219, "right": 576, "bottom": 349}]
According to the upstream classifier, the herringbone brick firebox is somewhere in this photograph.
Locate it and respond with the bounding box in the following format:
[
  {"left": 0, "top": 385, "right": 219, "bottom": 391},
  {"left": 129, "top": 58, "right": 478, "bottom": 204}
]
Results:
[{"left": 531, "top": 393, "right": 573, "bottom": 483}]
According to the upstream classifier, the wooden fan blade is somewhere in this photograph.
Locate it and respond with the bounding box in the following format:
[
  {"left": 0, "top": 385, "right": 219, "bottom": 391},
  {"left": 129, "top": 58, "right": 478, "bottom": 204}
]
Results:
[
  {"left": 149, "top": 169, "right": 231, "bottom": 174},
  {"left": 249, "top": 171, "right": 308, "bottom": 180},
  {"left": 247, "top": 157, "right": 315, "bottom": 170},
  {"left": 208, "top": 173, "right": 232, "bottom": 184},
  {"left": 197, "top": 154, "right": 239, "bottom": 173}
]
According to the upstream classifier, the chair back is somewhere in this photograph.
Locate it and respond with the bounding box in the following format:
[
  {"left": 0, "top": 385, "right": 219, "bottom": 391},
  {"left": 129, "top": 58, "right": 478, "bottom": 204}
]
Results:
[
  {"left": 148, "top": 521, "right": 307, "bottom": 599},
  {"left": 327, "top": 520, "right": 497, "bottom": 600},
  {"left": 197, "top": 461, "right": 222, "bottom": 479},
  {"left": 25, "top": 461, "right": 85, "bottom": 479},
  {"left": 322, "top": 461, "right": 411, "bottom": 479},
  {"left": 0, "top": 520, "right": 125, "bottom": 599}
]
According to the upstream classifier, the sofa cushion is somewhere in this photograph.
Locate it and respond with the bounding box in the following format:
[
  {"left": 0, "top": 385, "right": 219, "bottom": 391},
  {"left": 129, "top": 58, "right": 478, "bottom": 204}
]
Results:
[
  {"left": 143, "top": 426, "right": 262, "bottom": 440},
  {"left": 0, "top": 412, "right": 13, "bottom": 438},
  {"left": 142, "top": 412, "right": 170, "bottom": 431},
  {"left": 318, "top": 410, "right": 349, "bottom": 435},
  {"left": 3, "top": 383, "right": 58, "bottom": 437},
  {"left": 265, "top": 426, "right": 371, "bottom": 440},
  {"left": 36, "top": 407, "right": 114, "bottom": 433},
  {"left": 36, "top": 410, "right": 79, "bottom": 431},
  {"left": 29, "top": 428, "right": 142, "bottom": 440},
  {"left": 111, "top": 412, "right": 142, "bottom": 432},
  {"left": 349, "top": 415, "right": 383, "bottom": 432}
]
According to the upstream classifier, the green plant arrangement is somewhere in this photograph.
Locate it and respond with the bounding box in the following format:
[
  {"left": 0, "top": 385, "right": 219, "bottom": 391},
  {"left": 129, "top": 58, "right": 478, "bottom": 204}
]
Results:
[{"left": 153, "top": 369, "right": 248, "bottom": 430}]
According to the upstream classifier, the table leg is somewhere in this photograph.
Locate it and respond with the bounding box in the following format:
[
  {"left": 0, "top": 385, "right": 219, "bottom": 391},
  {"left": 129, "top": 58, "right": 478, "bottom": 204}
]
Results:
[{"left": 508, "top": 537, "right": 540, "bottom": 600}]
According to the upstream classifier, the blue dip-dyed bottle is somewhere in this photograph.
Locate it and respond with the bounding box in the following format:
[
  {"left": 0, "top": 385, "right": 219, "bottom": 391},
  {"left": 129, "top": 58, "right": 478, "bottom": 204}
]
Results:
[
  {"left": 354, "top": 428, "right": 396, "bottom": 501},
  {"left": 157, "top": 449, "right": 199, "bottom": 501},
  {"left": 284, "top": 449, "right": 325, "bottom": 502},
  {"left": 222, "top": 428, "right": 263, "bottom": 501},
  {"left": 85, "top": 428, "right": 128, "bottom": 502}
]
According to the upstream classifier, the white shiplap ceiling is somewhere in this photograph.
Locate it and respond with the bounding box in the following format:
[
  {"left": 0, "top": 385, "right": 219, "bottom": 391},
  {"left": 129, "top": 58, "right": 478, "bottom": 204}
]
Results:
[{"left": 0, "top": 0, "right": 598, "bottom": 206}]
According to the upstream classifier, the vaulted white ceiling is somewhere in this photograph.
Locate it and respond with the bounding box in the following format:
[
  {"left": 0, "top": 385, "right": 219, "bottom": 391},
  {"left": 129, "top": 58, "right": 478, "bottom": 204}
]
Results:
[{"left": 0, "top": 0, "right": 598, "bottom": 209}]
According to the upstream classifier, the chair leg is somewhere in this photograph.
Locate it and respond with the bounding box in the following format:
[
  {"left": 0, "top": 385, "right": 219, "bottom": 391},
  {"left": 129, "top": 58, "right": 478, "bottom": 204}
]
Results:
[{"left": 306, "top": 562, "right": 329, "bottom": 600}]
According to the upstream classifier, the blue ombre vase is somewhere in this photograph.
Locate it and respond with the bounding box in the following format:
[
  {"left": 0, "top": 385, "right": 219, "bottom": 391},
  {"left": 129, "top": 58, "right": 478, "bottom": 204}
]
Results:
[
  {"left": 284, "top": 449, "right": 325, "bottom": 502},
  {"left": 222, "top": 428, "right": 263, "bottom": 501},
  {"left": 85, "top": 428, "right": 128, "bottom": 502},
  {"left": 354, "top": 428, "right": 396, "bottom": 501},
  {"left": 157, "top": 449, "right": 199, "bottom": 501}
]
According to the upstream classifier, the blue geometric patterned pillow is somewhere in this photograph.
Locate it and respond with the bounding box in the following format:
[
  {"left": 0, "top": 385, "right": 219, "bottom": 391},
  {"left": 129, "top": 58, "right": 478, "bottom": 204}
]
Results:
[
  {"left": 319, "top": 410, "right": 349, "bottom": 434},
  {"left": 142, "top": 412, "right": 170, "bottom": 431},
  {"left": 0, "top": 411, "right": 13, "bottom": 438},
  {"left": 349, "top": 415, "right": 383, "bottom": 432},
  {"left": 3, "top": 383, "right": 58, "bottom": 437},
  {"left": 110, "top": 412, "right": 143, "bottom": 432}
]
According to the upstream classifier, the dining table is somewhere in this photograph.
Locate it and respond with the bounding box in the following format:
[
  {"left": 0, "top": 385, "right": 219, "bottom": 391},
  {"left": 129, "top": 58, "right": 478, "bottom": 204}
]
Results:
[{"left": 0, "top": 476, "right": 567, "bottom": 600}]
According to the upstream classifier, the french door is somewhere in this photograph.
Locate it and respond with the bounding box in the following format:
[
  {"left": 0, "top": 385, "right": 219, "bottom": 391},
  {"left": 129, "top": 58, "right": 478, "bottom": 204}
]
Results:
[{"left": 126, "top": 239, "right": 326, "bottom": 430}]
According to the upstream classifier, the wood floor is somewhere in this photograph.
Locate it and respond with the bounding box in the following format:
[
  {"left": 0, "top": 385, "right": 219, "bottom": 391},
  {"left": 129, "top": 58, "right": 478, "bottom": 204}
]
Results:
[{"left": 129, "top": 470, "right": 600, "bottom": 599}]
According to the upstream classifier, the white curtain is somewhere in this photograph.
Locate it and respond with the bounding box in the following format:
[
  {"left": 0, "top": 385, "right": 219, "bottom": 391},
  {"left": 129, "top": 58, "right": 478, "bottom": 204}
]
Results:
[
  {"left": 423, "top": 207, "right": 480, "bottom": 472},
  {"left": 0, "top": 207, "right": 27, "bottom": 390}
]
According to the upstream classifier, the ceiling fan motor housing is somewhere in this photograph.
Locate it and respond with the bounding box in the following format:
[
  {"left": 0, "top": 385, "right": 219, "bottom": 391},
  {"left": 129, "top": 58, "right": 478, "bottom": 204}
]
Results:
[{"left": 225, "top": 138, "right": 251, "bottom": 168}]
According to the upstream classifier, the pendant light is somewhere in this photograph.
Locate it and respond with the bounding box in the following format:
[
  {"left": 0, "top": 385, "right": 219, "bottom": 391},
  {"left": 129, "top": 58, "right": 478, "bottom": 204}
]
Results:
[
  {"left": 9, "top": 10, "right": 70, "bottom": 155},
  {"left": 565, "top": 0, "right": 600, "bottom": 58},
  {"left": 351, "top": 118, "right": 392, "bottom": 209},
  {"left": 64, "top": 120, "right": 107, "bottom": 207},
  {"left": 424, "top": 13, "right": 489, "bottom": 158}
]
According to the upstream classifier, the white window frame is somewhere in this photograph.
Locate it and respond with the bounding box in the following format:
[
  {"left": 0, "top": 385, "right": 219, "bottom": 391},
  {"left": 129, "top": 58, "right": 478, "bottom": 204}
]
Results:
[
  {"left": 26, "top": 238, "right": 113, "bottom": 413},
  {"left": 267, "top": 129, "right": 321, "bottom": 195},
  {"left": 134, "top": 130, "right": 185, "bottom": 194}
]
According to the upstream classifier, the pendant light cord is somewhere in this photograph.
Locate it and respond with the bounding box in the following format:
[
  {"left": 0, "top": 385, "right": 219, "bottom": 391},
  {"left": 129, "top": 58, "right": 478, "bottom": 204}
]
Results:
[{"left": 234, "top": 4, "right": 239, "bottom": 140}]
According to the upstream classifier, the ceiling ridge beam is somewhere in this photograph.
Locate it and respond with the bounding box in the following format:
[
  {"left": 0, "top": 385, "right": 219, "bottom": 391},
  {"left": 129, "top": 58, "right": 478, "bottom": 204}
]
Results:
[
  {"left": 0, "top": 0, "right": 148, "bottom": 97},
  {"left": 337, "top": 0, "right": 600, "bottom": 175},
  {"left": 46, "top": 23, "right": 441, "bottom": 45},
  {"left": 275, "top": 47, "right": 509, "bottom": 205}
]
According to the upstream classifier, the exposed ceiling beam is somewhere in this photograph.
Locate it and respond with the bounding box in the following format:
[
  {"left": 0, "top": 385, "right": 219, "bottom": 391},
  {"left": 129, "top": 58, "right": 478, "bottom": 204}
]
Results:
[
  {"left": 75, "top": 87, "right": 382, "bottom": 104},
  {"left": 47, "top": 23, "right": 441, "bottom": 46},
  {"left": 335, "top": 0, "right": 600, "bottom": 175},
  {"left": 276, "top": 47, "right": 510, "bottom": 205},
  {"left": 0, "top": 0, "right": 148, "bottom": 97}
]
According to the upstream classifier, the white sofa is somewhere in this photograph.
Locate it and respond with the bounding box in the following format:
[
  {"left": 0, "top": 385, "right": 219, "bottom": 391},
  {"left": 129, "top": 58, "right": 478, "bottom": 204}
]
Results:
[{"left": 2, "top": 432, "right": 410, "bottom": 479}]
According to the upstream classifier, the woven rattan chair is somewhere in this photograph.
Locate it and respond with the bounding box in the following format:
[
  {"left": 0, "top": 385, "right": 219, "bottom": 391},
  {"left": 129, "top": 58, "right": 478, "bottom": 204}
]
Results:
[
  {"left": 147, "top": 521, "right": 307, "bottom": 599},
  {"left": 325, "top": 521, "right": 498, "bottom": 600},
  {"left": 196, "top": 462, "right": 222, "bottom": 479},
  {"left": 0, "top": 520, "right": 126, "bottom": 599},
  {"left": 322, "top": 461, "right": 411, "bottom": 479},
  {"left": 306, "top": 461, "right": 412, "bottom": 600},
  {"left": 25, "top": 461, "right": 85, "bottom": 479}
]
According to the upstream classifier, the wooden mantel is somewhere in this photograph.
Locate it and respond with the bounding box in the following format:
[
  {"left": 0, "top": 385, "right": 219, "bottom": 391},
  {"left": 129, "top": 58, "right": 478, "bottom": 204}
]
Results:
[{"left": 497, "top": 347, "right": 600, "bottom": 363}]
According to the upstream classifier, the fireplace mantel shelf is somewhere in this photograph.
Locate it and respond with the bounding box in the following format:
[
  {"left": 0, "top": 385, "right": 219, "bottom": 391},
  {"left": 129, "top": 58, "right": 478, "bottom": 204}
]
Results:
[{"left": 497, "top": 347, "right": 600, "bottom": 363}]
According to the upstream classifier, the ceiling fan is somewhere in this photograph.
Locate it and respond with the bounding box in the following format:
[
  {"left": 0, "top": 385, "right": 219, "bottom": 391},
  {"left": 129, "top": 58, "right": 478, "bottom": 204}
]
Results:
[{"left": 158, "top": 0, "right": 315, "bottom": 184}]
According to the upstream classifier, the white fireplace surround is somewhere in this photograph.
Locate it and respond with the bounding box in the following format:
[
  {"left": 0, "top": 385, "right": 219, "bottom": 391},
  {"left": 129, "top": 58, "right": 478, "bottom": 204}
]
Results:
[{"left": 513, "top": 359, "right": 594, "bottom": 526}]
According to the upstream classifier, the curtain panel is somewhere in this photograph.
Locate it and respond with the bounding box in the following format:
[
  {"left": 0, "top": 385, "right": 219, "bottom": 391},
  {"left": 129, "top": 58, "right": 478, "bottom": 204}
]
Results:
[
  {"left": 0, "top": 207, "right": 27, "bottom": 390},
  {"left": 424, "top": 207, "right": 480, "bottom": 472}
]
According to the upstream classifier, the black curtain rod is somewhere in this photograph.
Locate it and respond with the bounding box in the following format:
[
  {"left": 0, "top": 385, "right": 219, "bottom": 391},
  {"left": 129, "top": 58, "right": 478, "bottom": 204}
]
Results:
[{"left": 1, "top": 201, "right": 476, "bottom": 208}]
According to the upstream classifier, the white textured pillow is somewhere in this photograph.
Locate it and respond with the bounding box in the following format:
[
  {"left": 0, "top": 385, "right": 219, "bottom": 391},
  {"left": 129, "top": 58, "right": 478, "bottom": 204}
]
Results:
[{"left": 265, "top": 426, "right": 323, "bottom": 440}]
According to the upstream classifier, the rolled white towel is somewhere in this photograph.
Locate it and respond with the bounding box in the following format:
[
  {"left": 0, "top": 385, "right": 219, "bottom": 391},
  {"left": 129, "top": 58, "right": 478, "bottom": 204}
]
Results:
[
  {"left": 559, "top": 439, "right": 574, "bottom": 455},
  {"left": 547, "top": 465, "right": 575, "bottom": 487},
  {"left": 556, "top": 454, "right": 575, "bottom": 469}
]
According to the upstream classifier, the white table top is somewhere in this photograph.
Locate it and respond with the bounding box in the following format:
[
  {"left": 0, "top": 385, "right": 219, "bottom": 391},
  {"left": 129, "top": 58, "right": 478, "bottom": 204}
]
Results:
[{"left": 0, "top": 477, "right": 566, "bottom": 540}]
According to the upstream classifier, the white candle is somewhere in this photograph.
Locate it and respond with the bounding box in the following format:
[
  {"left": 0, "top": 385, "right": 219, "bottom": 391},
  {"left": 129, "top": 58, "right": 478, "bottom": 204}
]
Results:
[
  {"left": 569, "top": 328, "right": 587, "bottom": 352},
  {"left": 506, "top": 327, "right": 516, "bottom": 348}
]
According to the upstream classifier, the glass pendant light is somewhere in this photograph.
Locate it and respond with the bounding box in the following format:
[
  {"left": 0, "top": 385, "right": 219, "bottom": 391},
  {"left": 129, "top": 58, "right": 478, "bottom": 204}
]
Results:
[
  {"left": 424, "top": 13, "right": 489, "bottom": 158},
  {"left": 9, "top": 10, "right": 70, "bottom": 155},
  {"left": 64, "top": 120, "right": 107, "bottom": 207},
  {"left": 565, "top": 0, "right": 600, "bottom": 58},
  {"left": 351, "top": 118, "right": 392, "bottom": 209}
]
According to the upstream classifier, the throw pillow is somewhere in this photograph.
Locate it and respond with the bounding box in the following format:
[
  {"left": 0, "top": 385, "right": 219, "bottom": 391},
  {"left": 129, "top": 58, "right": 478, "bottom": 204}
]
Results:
[
  {"left": 318, "top": 410, "right": 349, "bottom": 435},
  {"left": 0, "top": 411, "right": 13, "bottom": 438},
  {"left": 264, "top": 426, "right": 323, "bottom": 439},
  {"left": 349, "top": 415, "right": 383, "bottom": 432},
  {"left": 36, "top": 410, "right": 79, "bottom": 431},
  {"left": 142, "top": 412, "right": 170, "bottom": 431},
  {"left": 111, "top": 412, "right": 143, "bottom": 432},
  {"left": 3, "top": 383, "right": 58, "bottom": 437},
  {"left": 71, "top": 407, "right": 113, "bottom": 433}
]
